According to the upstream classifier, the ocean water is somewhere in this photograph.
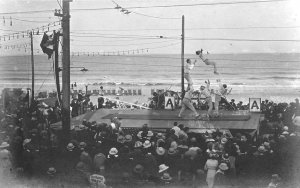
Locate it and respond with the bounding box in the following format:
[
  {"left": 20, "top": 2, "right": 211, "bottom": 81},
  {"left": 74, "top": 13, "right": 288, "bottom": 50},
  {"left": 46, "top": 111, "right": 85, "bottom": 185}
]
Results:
[{"left": 0, "top": 53, "right": 300, "bottom": 103}]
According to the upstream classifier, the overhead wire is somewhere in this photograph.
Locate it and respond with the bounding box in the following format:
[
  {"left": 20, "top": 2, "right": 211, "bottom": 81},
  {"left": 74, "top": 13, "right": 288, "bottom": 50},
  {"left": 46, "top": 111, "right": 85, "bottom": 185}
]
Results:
[
  {"left": 71, "top": 25, "right": 300, "bottom": 32},
  {"left": 71, "top": 0, "right": 290, "bottom": 12},
  {"left": 0, "top": 0, "right": 291, "bottom": 15},
  {"left": 185, "top": 37, "right": 300, "bottom": 42},
  {"left": 72, "top": 39, "right": 179, "bottom": 46}
]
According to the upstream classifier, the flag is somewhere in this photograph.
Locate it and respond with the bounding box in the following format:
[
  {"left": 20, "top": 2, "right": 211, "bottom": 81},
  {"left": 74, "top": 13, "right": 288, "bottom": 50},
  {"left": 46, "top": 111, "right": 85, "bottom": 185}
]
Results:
[{"left": 40, "top": 31, "right": 55, "bottom": 59}]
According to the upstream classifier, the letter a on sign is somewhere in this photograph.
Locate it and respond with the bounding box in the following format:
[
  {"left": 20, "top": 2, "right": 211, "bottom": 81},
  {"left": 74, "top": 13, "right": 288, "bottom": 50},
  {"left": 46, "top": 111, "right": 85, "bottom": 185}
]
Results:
[
  {"left": 165, "top": 97, "right": 174, "bottom": 110},
  {"left": 249, "top": 98, "right": 261, "bottom": 112}
]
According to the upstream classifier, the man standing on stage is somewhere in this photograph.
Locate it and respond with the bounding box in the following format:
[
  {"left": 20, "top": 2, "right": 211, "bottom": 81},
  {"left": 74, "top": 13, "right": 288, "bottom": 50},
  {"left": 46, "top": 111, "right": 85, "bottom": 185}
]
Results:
[
  {"left": 199, "top": 80, "right": 213, "bottom": 118},
  {"left": 178, "top": 85, "right": 200, "bottom": 118}
]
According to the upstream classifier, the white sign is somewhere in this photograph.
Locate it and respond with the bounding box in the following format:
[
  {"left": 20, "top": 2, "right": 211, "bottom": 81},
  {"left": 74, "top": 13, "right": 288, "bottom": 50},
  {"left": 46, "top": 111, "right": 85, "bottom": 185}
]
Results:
[
  {"left": 165, "top": 97, "right": 175, "bottom": 110},
  {"left": 249, "top": 98, "right": 261, "bottom": 112}
]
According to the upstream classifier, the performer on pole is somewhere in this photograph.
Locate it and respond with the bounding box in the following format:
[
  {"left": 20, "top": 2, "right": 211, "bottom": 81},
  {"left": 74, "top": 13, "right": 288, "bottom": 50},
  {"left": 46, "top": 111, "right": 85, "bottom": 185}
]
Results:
[
  {"left": 214, "top": 79, "right": 232, "bottom": 115},
  {"left": 196, "top": 49, "right": 219, "bottom": 75},
  {"left": 184, "top": 58, "right": 197, "bottom": 87},
  {"left": 199, "top": 80, "right": 213, "bottom": 118},
  {"left": 178, "top": 85, "right": 200, "bottom": 118}
]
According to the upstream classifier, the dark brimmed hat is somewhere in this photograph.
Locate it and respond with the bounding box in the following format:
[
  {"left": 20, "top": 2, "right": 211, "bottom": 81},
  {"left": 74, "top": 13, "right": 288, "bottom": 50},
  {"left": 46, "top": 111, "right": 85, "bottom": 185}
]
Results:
[
  {"left": 66, "top": 143, "right": 75, "bottom": 151},
  {"left": 124, "top": 135, "right": 132, "bottom": 142},
  {"left": 221, "top": 137, "right": 228, "bottom": 144},
  {"left": 47, "top": 167, "right": 56, "bottom": 175},
  {"left": 258, "top": 145, "right": 266, "bottom": 153},
  {"left": 167, "top": 147, "right": 177, "bottom": 155},
  {"left": 117, "top": 135, "right": 126, "bottom": 144},
  {"left": 79, "top": 142, "right": 87, "bottom": 150},
  {"left": 156, "top": 133, "right": 165, "bottom": 139},
  {"left": 133, "top": 164, "right": 144, "bottom": 174},
  {"left": 161, "top": 172, "right": 172, "bottom": 181}
]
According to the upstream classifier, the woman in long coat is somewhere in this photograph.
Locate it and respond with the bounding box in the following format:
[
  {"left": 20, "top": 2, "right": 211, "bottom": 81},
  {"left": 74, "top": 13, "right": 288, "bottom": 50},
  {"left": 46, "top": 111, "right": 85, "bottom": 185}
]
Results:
[{"left": 204, "top": 153, "right": 219, "bottom": 188}]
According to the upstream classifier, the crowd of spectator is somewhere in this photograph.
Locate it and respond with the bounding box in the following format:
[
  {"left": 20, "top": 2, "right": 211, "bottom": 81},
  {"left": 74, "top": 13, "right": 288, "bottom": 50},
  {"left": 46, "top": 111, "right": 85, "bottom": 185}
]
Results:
[{"left": 0, "top": 95, "right": 299, "bottom": 187}]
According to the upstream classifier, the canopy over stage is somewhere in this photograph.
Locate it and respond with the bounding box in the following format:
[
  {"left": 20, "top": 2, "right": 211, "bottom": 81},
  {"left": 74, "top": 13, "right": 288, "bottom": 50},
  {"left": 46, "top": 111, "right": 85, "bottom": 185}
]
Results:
[{"left": 51, "top": 109, "right": 262, "bottom": 131}]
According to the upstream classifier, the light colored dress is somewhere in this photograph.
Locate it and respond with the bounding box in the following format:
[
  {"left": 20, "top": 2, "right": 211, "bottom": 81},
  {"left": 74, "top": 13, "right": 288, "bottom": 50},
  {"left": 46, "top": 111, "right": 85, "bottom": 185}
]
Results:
[{"left": 205, "top": 159, "right": 219, "bottom": 188}]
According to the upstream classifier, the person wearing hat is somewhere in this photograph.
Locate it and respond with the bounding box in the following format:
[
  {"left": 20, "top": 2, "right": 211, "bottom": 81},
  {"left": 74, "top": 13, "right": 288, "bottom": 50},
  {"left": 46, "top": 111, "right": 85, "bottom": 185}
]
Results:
[
  {"left": 155, "top": 147, "right": 166, "bottom": 165},
  {"left": 165, "top": 147, "right": 180, "bottom": 175},
  {"left": 158, "top": 164, "right": 169, "bottom": 174},
  {"left": 117, "top": 135, "right": 126, "bottom": 144},
  {"left": 107, "top": 147, "right": 120, "bottom": 171},
  {"left": 215, "top": 162, "right": 229, "bottom": 185},
  {"left": 0, "top": 142, "right": 13, "bottom": 179},
  {"left": 204, "top": 152, "right": 219, "bottom": 188},
  {"left": 22, "top": 138, "right": 35, "bottom": 177},
  {"left": 93, "top": 153, "right": 106, "bottom": 174},
  {"left": 156, "top": 133, "right": 165, "bottom": 140},
  {"left": 133, "top": 164, "right": 145, "bottom": 180},
  {"left": 63, "top": 142, "right": 78, "bottom": 172},
  {"left": 76, "top": 161, "right": 92, "bottom": 181},
  {"left": 144, "top": 152, "right": 159, "bottom": 182},
  {"left": 46, "top": 167, "right": 56, "bottom": 177},
  {"left": 160, "top": 172, "right": 172, "bottom": 183},
  {"left": 146, "top": 131, "right": 154, "bottom": 140},
  {"left": 124, "top": 134, "right": 134, "bottom": 150},
  {"left": 78, "top": 141, "right": 87, "bottom": 152},
  {"left": 134, "top": 141, "right": 143, "bottom": 149},
  {"left": 142, "top": 140, "right": 153, "bottom": 154}
]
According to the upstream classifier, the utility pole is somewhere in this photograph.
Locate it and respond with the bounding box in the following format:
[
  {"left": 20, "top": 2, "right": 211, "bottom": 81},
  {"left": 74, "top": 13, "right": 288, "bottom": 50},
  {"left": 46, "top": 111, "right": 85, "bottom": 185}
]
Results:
[
  {"left": 181, "top": 15, "right": 185, "bottom": 99},
  {"left": 55, "top": 0, "right": 72, "bottom": 142},
  {"left": 30, "top": 31, "right": 34, "bottom": 105},
  {"left": 54, "top": 31, "right": 62, "bottom": 105}
]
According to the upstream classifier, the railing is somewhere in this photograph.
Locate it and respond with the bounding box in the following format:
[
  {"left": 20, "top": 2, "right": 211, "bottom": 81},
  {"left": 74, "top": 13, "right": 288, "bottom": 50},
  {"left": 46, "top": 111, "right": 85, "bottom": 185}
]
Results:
[{"left": 103, "top": 97, "right": 150, "bottom": 110}]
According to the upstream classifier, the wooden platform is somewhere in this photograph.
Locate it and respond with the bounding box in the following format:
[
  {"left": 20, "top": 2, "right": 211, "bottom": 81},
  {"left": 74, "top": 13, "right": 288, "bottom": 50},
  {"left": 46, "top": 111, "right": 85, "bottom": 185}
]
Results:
[{"left": 51, "top": 109, "right": 261, "bottom": 131}]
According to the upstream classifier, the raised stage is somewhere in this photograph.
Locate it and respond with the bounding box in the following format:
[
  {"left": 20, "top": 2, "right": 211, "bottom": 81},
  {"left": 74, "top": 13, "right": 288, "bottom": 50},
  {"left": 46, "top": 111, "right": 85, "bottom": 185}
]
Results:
[{"left": 51, "top": 109, "right": 262, "bottom": 131}]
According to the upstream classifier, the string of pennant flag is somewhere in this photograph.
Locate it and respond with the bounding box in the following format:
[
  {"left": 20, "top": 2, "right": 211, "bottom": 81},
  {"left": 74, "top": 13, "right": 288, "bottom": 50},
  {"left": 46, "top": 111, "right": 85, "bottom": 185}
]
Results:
[
  {"left": 71, "top": 49, "right": 149, "bottom": 56},
  {"left": 0, "top": 20, "right": 61, "bottom": 41},
  {"left": 70, "top": 42, "right": 180, "bottom": 57}
]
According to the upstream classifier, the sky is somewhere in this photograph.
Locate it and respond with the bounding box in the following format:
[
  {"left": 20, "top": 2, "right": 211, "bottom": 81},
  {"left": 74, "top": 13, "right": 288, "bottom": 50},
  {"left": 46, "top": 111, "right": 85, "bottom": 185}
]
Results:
[{"left": 0, "top": 0, "right": 300, "bottom": 55}]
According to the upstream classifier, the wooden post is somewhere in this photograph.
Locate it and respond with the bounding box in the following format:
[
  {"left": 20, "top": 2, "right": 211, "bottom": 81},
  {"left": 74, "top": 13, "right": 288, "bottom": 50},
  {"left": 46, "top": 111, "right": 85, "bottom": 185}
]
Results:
[
  {"left": 181, "top": 15, "right": 185, "bottom": 99},
  {"left": 30, "top": 31, "right": 35, "bottom": 104},
  {"left": 61, "top": 0, "right": 72, "bottom": 142},
  {"left": 54, "top": 31, "right": 62, "bottom": 105}
]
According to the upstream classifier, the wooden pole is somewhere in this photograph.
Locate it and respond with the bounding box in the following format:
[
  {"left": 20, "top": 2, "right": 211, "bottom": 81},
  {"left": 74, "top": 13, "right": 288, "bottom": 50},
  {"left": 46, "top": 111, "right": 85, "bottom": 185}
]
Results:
[
  {"left": 30, "top": 31, "right": 34, "bottom": 104},
  {"left": 54, "top": 31, "right": 62, "bottom": 105},
  {"left": 62, "top": 0, "right": 72, "bottom": 142},
  {"left": 181, "top": 15, "right": 185, "bottom": 98}
]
